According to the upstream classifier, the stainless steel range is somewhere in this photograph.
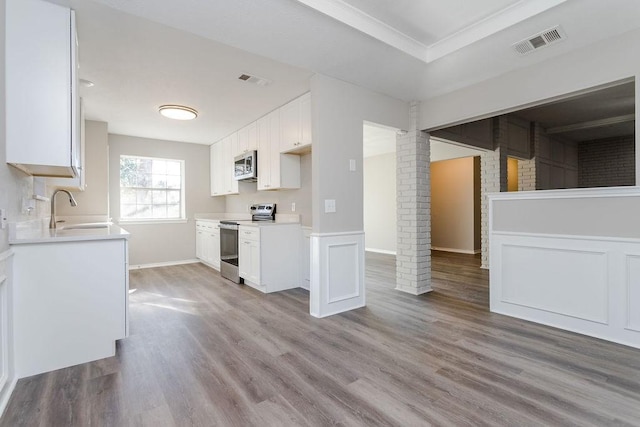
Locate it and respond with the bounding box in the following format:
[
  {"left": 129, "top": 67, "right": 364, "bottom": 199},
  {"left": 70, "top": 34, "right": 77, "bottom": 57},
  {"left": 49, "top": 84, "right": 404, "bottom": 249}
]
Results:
[{"left": 219, "top": 203, "right": 276, "bottom": 283}]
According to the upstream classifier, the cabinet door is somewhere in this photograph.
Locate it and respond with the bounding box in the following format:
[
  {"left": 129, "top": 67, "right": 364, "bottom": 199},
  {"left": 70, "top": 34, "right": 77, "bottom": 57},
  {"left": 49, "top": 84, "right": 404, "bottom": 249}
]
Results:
[
  {"left": 210, "top": 228, "right": 221, "bottom": 269},
  {"left": 247, "top": 122, "right": 258, "bottom": 152},
  {"left": 47, "top": 98, "right": 85, "bottom": 190},
  {"left": 210, "top": 143, "right": 221, "bottom": 196},
  {"left": 269, "top": 110, "right": 282, "bottom": 188},
  {"left": 257, "top": 115, "right": 271, "bottom": 190},
  {"left": 195, "top": 225, "right": 204, "bottom": 259},
  {"left": 202, "top": 227, "right": 212, "bottom": 262},
  {"left": 239, "top": 238, "right": 252, "bottom": 279},
  {"left": 222, "top": 137, "right": 239, "bottom": 195},
  {"left": 299, "top": 93, "right": 312, "bottom": 148},
  {"left": 6, "top": 0, "right": 77, "bottom": 177},
  {"left": 248, "top": 241, "right": 261, "bottom": 284},
  {"left": 237, "top": 127, "right": 248, "bottom": 156},
  {"left": 280, "top": 97, "right": 301, "bottom": 153}
]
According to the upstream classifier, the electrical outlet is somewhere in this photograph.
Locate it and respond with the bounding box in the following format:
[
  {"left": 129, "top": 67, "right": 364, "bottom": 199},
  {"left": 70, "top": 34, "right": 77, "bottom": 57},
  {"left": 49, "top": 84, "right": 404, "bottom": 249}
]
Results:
[
  {"left": 324, "top": 199, "right": 336, "bottom": 213},
  {"left": 291, "top": 202, "right": 296, "bottom": 212}
]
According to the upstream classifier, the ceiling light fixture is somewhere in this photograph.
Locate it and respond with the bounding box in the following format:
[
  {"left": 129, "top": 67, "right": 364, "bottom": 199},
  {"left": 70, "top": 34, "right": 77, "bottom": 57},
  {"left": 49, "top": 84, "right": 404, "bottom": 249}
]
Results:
[
  {"left": 79, "top": 79, "right": 95, "bottom": 88},
  {"left": 158, "top": 104, "right": 198, "bottom": 120}
]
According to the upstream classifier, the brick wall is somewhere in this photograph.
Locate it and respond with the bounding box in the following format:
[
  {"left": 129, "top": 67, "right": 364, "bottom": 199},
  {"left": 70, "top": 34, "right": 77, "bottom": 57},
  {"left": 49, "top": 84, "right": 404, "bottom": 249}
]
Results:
[
  {"left": 480, "top": 148, "right": 506, "bottom": 269},
  {"left": 518, "top": 159, "right": 536, "bottom": 191},
  {"left": 578, "top": 135, "right": 635, "bottom": 188},
  {"left": 395, "top": 102, "right": 431, "bottom": 295}
]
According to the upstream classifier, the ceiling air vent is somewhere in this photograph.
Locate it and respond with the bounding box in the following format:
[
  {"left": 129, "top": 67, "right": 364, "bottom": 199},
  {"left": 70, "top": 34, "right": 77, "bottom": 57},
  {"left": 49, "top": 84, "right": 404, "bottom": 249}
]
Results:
[
  {"left": 513, "top": 26, "right": 566, "bottom": 55},
  {"left": 238, "top": 73, "right": 272, "bottom": 87}
]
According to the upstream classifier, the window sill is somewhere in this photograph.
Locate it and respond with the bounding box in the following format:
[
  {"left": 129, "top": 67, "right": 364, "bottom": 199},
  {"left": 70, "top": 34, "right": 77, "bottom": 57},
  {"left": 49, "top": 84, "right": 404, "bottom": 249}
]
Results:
[{"left": 117, "top": 219, "right": 188, "bottom": 225}]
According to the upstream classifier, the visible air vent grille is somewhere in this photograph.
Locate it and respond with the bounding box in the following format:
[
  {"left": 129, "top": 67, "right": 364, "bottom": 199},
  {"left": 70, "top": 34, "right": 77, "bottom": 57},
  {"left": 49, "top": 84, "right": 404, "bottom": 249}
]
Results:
[
  {"left": 237, "top": 73, "right": 272, "bottom": 87},
  {"left": 513, "top": 25, "right": 566, "bottom": 56}
]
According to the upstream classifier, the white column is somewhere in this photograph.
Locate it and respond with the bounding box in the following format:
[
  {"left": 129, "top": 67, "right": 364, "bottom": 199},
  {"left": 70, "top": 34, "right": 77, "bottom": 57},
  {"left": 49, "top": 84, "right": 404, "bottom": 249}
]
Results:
[{"left": 395, "top": 102, "right": 431, "bottom": 295}]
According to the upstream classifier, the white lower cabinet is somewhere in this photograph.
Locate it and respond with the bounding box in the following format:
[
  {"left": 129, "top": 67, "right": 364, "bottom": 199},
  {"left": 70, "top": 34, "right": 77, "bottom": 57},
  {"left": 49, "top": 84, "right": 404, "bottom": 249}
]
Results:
[
  {"left": 12, "top": 238, "right": 128, "bottom": 378},
  {"left": 0, "top": 251, "right": 12, "bottom": 401},
  {"left": 238, "top": 224, "right": 301, "bottom": 293},
  {"left": 239, "top": 227, "right": 260, "bottom": 285},
  {"left": 196, "top": 220, "right": 220, "bottom": 270}
]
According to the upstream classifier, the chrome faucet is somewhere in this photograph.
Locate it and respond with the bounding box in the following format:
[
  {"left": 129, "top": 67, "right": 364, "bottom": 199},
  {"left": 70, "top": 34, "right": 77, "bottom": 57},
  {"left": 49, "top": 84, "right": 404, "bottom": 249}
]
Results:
[{"left": 50, "top": 189, "right": 78, "bottom": 229}]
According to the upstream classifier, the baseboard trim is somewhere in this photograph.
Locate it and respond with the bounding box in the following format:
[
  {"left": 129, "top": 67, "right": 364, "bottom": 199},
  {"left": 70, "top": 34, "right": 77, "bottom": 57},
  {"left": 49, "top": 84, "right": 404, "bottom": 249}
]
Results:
[
  {"left": 431, "top": 246, "right": 480, "bottom": 255},
  {"left": 0, "top": 377, "right": 18, "bottom": 419},
  {"left": 129, "top": 259, "right": 200, "bottom": 270},
  {"left": 365, "top": 248, "right": 397, "bottom": 255}
]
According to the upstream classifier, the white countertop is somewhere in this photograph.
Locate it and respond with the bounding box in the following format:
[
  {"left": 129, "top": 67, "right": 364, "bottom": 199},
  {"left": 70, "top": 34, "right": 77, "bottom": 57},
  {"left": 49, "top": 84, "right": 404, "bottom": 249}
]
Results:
[
  {"left": 236, "top": 220, "right": 301, "bottom": 227},
  {"left": 195, "top": 212, "right": 301, "bottom": 225},
  {"left": 9, "top": 220, "right": 130, "bottom": 245},
  {"left": 194, "top": 213, "right": 251, "bottom": 221}
]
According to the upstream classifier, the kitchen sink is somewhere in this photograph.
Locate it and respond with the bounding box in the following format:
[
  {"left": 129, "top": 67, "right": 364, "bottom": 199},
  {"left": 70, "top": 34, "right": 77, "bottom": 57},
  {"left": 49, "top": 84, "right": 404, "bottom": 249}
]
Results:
[{"left": 61, "top": 222, "right": 111, "bottom": 230}]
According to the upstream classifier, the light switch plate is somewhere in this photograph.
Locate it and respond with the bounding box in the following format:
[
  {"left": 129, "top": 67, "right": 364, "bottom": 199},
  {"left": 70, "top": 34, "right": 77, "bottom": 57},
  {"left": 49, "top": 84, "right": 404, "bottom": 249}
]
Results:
[
  {"left": 349, "top": 159, "right": 356, "bottom": 171},
  {"left": 291, "top": 202, "right": 296, "bottom": 212},
  {"left": 324, "top": 199, "right": 336, "bottom": 213},
  {"left": 0, "top": 209, "right": 6, "bottom": 230}
]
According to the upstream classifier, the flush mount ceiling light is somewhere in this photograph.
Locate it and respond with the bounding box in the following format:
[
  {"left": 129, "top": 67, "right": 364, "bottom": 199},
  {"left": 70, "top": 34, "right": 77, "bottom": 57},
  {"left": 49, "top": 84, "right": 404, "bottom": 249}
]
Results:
[
  {"left": 79, "top": 78, "right": 95, "bottom": 88},
  {"left": 158, "top": 104, "right": 198, "bottom": 120}
]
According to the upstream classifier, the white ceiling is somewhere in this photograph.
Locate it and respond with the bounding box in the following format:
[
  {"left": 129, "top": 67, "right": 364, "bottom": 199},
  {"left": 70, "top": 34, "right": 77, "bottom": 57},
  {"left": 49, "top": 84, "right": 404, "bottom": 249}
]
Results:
[
  {"left": 339, "top": 0, "right": 523, "bottom": 46},
  {"left": 46, "top": 0, "right": 640, "bottom": 145},
  {"left": 363, "top": 123, "right": 484, "bottom": 162}
]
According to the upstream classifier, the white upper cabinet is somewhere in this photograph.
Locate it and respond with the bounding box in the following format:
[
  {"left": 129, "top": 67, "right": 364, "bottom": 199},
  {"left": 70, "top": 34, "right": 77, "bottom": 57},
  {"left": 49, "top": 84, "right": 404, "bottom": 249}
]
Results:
[
  {"left": 257, "top": 110, "right": 300, "bottom": 191},
  {"left": 210, "top": 136, "right": 239, "bottom": 197},
  {"left": 280, "top": 93, "right": 312, "bottom": 154},
  {"left": 6, "top": 0, "right": 79, "bottom": 178},
  {"left": 47, "top": 99, "right": 86, "bottom": 190},
  {"left": 236, "top": 122, "right": 258, "bottom": 156}
]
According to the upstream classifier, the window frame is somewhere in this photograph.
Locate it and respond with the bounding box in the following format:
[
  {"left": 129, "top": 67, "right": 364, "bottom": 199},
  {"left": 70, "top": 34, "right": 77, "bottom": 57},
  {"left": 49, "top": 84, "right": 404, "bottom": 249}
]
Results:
[{"left": 118, "top": 154, "right": 186, "bottom": 223}]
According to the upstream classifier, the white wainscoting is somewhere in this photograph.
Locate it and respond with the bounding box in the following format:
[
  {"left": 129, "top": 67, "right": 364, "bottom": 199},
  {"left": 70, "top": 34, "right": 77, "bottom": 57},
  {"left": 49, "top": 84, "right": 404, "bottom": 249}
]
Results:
[
  {"left": 0, "top": 249, "right": 16, "bottom": 418},
  {"left": 310, "top": 231, "right": 365, "bottom": 318},
  {"left": 490, "top": 232, "right": 640, "bottom": 349}
]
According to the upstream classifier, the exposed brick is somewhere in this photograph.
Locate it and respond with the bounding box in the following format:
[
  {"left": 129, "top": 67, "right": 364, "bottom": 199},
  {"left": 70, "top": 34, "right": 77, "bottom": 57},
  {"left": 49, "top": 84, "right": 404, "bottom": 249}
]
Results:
[
  {"left": 578, "top": 136, "right": 635, "bottom": 187},
  {"left": 395, "top": 101, "right": 431, "bottom": 294}
]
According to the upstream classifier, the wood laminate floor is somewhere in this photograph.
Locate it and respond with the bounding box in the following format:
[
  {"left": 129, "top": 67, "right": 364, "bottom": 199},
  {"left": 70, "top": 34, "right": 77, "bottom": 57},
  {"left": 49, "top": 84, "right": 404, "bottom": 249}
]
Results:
[{"left": 3, "top": 251, "right": 640, "bottom": 426}]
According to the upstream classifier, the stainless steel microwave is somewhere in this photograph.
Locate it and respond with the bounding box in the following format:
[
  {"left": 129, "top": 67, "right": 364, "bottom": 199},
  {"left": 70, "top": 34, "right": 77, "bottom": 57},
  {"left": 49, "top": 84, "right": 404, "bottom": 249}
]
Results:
[{"left": 234, "top": 151, "right": 257, "bottom": 181}]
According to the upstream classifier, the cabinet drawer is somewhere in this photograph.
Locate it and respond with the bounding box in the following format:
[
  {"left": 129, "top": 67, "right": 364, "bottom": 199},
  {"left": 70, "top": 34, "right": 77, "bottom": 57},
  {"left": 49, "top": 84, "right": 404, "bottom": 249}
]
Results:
[{"left": 239, "top": 227, "right": 260, "bottom": 241}]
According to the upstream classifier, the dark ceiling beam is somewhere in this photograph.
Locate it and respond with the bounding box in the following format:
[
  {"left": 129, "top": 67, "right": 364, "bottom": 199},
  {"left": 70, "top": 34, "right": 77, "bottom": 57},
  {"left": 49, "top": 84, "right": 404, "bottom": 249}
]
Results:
[{"left": 546, "top": 114, "right": 635, "bottom": 134}]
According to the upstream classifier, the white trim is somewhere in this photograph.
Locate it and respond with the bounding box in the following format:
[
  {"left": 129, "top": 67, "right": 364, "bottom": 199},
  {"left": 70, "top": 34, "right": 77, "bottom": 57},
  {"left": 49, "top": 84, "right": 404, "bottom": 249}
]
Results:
[
  {"left": 293, "top": 0, "right": 427, "bottom": 61},
  {"left": 293, "top": 0, "right": 566, "bottom": 64},
  {"left": 488, "top": 186, "right": 640, "bottom": 201},
  {"left": 310, "top": 230, "right": 364, "bottom": 238},
  {"left": 118, "top": 219, "right": 188, "bottom": 225},
  {"left": 427, "top": 0, "right": 567, "bottom": 62},
  {"left": 492, "top": 230, "right": 640, "bottom": 245},
  {"left": 129, "top": 259, "right": 199, "bottom": 270},
  {"left": 0, "top": 250, "right": 14, "bottom": 263},
  {"left": 0, "top": 377, "right": 17, "bottom": 419},
  {"left": 0, "top": 249, "right": 14, "bottom": 418},
  {"left": 431, "top": 246, "right": 479, "bottom": 255},
  {"left": 365, "top": 248, "right": 396, "bottom": 255}
]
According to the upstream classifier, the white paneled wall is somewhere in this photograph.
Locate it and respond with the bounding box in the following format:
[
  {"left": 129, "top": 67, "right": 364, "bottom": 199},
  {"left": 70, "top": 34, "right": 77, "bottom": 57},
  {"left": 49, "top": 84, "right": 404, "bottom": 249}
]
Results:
[{"left": 489, "top": 188, "right": 640, "bottom": 349}]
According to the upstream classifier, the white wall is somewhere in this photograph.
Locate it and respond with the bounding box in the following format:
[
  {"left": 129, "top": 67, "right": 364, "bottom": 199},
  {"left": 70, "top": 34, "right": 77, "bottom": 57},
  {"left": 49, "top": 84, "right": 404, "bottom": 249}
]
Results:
[
  {"left": 310, "top": 74, "right": 410, "bottom": 233},
  {"left": 54, "top": 120, "right": 109, "bottom": 216},
  {"left": 363, "top": 152, "right": 396, "bottom": 253},
  {"left": 431, "top": 157, "right": 479, "bottom": 254},
  {"left": 363, "top": 153, "right": 397, "bottom": 254},
  {"left": 108, "top": 134, "right": 224, "bottom": 266},
  {"left": 225, "top": 153, "right": 312, "bottom": 226}
]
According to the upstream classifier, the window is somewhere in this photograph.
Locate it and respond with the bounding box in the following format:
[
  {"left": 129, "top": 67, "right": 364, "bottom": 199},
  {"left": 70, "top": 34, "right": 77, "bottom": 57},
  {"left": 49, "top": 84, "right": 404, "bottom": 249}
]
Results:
[{"left": 119, "top": 155, "right": 185, "bottom": 221}]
